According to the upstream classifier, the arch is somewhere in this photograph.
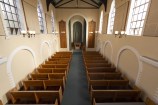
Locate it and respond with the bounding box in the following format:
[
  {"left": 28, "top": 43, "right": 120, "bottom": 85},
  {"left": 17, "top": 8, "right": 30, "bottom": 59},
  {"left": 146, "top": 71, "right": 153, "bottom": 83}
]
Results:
[
  {"left": 71, "top": 20, "right": 84, "bottom": 43},
  {"left": 96, "top": 39, "right": 101, "bottom": 52},
  {"left": 73, "top": 21, "right": 83, "bottom": 43},
  {"left": 102, "top": 41, "right": 113, "bottom": 62},
  {"left": 7, "top": 46, "right": 37, "bottom": 88},
  {"left": 40, "top": 41, "right": 51, "bottom": 62},
  {"left": 66, "top": 13, "right": 88, "bottom": 50},
  {"left": 116, "top": 46, "right": 142, "bottom": 85},
  {"left": 53, "top": 38, "right": 59, "bottom": 52}
]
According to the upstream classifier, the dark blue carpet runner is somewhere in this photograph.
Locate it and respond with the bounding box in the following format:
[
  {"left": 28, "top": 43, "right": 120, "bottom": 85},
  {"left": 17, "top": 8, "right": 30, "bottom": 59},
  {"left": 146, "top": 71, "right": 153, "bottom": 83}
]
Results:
[{"left": 61, "top": 51, "right": 91, "bottom": 105}]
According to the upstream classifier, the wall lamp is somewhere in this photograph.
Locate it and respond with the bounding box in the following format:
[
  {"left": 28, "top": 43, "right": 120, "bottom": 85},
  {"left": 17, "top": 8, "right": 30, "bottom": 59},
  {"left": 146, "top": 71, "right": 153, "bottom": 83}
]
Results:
[
  {"left": 115, "top": 31, "right": 126, "bottom": 38},
  {"left": 21, "top": 30, "right": 36, "bottom": 38}
]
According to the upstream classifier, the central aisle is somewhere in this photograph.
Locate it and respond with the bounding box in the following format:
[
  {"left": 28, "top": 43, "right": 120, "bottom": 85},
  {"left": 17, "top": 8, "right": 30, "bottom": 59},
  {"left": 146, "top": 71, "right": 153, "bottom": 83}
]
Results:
[{"left": 61, "top": 51, "right": 91, "bottom": 105}]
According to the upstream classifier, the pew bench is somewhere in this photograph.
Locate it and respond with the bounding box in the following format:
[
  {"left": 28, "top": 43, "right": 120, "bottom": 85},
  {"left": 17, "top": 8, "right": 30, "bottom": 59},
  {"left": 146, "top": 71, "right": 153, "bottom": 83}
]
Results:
[
  {"left": 86, "top": 67, "right": 116, "bottom": 73},
  {"left": 85, "top": 63, "right": 111, "bottom": 68},
  {"left": 88, "top": 73, "right": 122, "bottom": 80},
  {"left": 31, "top": 73, "right": 66, "bottom": 82},
  {"left": 37, "top": 68, "right": 67, "bottom": 75},
  {"left": 9, "top": 89, "right": 62, "bottom": 104},
  {"left": 91, "top": 89, "right": 141, "bottom": 103},
  {"left": 89, "top": 80, "right": 130, "bottom": 91},
  {"left": 23, "top": 80, "right": 65, "bottom": 91}
]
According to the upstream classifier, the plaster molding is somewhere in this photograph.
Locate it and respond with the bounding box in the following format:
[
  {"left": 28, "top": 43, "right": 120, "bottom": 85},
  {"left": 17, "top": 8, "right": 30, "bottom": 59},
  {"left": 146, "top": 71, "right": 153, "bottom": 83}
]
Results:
[
  {"left": 7, "top": 46, "right": 37, "bottom": 88},
  {"left": 40, "top": 41, "right": 51, "bottom": 62},
  {"left": 116, "top": 45, "right": 141, "bottom": 85},
  {"left": 102, "top": 40, "right": 113, "bottom": 62},
  {"left": 0, "top": 57, "right": 7, "bottom": 65}
]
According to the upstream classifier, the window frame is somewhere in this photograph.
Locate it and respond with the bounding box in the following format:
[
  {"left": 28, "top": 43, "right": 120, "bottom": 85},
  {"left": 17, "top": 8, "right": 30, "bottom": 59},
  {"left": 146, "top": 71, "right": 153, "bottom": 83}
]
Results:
[
  {"left": 126, "top": 0, "right": 151, "bottom": 36},
  {"left": 107, "top": 0, "right": 116, "bottom": 34},
  {"left": 0, "top": 0, "right": 26, "bottom": 37},
  {"left": 37, "top": 0, "right": 46, "bottom": 34},
  {"left": 0, "top": 0, "right": 21, "bottom": 35},
  {"left": 99, "top": 10, "right": 103, "bottom": 34}
]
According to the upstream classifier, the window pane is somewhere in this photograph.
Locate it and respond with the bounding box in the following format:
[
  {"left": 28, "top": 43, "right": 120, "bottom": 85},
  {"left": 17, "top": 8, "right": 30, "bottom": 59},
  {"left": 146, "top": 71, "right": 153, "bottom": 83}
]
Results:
[
  {"left": 144, "top": 3, "right": 149, "bottom": 11},
  {"left": 5, "top": 4, "right": 11, "bottom": 12},
  {"left": 9, "top": 0, "right": 14, "bottom": 6},
  {"left": 11, "top": 7, "right": 15, "bottom": 13},
  {"left": 13, "top": 14, "right": 17, "bottom": 21},
  {"left": 2, "top": 11, "right": 7, "bottom": 19},
  {"left": 139, "top": 5, "right": 144, "bottom": 13},
  {"left": 7, "top": 12, "right": 13, "bottom": 20},
  {"left": 4, "top": 0, "right": 9, "bottom": 4},
  {"left": 0, "top": 3, "right": 5, "bottom": 10},
  {"left": 9, "top": 21, "right": 14, "bottom": 27},
  {"left": 4, "top": 20, "right": 9, "bottom": 27},
  {"left": 138, "top": 13, "right": 142, "bottom": 20},
  {"left": 142, "top": 12, "right": 146, "bottom": 19},
  {"left": 14, "top": 22, "right": 18, "bottom": 28}
]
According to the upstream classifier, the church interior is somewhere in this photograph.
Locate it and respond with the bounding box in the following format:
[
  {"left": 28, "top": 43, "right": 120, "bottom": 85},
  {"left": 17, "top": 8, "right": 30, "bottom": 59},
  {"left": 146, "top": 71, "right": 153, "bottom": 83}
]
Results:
[{"left": 0, "top": 0, "right": 158, "bottom": 105}]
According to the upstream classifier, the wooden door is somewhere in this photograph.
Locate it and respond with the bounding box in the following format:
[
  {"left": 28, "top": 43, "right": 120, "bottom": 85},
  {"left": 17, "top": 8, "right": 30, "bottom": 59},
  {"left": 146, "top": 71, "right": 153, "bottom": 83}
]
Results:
[
  {"left": 88, "top": 20, "right": 96, "bottom": 48},
  {"left": 59, "top": 20, "right": 67, "bottom": 48}
]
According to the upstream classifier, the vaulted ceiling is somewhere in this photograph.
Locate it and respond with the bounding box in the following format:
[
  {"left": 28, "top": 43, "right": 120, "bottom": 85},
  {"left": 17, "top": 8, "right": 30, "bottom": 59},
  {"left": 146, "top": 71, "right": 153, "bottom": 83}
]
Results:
[{"left": 46, "top": 0, "right": 107, "bottom": 10}]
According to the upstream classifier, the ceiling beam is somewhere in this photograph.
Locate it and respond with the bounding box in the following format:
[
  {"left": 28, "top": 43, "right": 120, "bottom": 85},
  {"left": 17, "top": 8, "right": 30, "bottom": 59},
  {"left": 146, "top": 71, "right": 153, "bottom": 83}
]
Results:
[
  {"left": 91, "top": 0, "right": 100, "bottom": 6},
  {"left": 56, "top": 0, "right": 74, "bottom": 8},
  {"left": 55, "top": 0, "right": 63, "bottom": 6},
  {"left": 80, "top": 0, "right": 99, "bottom": 8},
  {"left": 57, "top": 7, "right": 98, "bottom": 9}
]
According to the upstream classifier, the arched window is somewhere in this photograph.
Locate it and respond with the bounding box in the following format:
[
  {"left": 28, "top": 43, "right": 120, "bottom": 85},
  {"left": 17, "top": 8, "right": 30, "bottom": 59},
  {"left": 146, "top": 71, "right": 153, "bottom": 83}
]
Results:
[
  {"left": 37, "top": 1, "right": 45, "bottom": 33},
  {"left": 99, "top": 10, "right": 103, "bottom": 34},
  {"left": 126, "top": 0, "right": 150, "bottom": 36},
  {"left": 0, "top": 0, "right": 21, "bottom": 35},
  {"left": 107, "top": 0, "right": 115, "bottom": 34},
  {"left": 51, "top": 11, "right": 55, "bottom": 33}
]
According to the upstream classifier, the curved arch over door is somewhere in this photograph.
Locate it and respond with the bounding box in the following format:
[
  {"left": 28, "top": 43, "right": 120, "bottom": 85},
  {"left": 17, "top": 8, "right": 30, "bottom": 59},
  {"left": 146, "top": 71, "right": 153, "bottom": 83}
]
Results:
[{"left": 73, "top": 21, "right": 82, "bottom": 43}]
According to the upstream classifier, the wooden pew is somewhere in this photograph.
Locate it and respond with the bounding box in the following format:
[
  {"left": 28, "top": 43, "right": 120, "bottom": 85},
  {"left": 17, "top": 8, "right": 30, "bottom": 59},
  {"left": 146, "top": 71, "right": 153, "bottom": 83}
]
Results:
[
  {"left": 84, "top": 60, "right": 108, "bottom": 63},
  {"left": 85, "top": 63, "right": 111, "bottom": 68},
  {"left": 49, "top": 73, "right": 66, "bottom": 81},
  {"left": 145, "top": 97, "right": 157, "bottom": 105},
  {"left": 89, "top": 80, "right": 129, "bottom": 90},
  {"left": 48, "top": 58, "right": 70, "bottom": 61},
  {"left": 10, "top": 89, "right": 62, "bottom": 104},
  {"left": 44, "top": 80, "right": 65, "bottom": 91},
  {"left": 37, "top": 68, "right": 67, "bottom": 75},
  {"left": 88, "top": 73, "right": 122, "bottom": 80},
  {"left": 86, "top": 67, "right": 116, "bottom": 73},
  {"left": 0, "top": 100, "right": 3, "bottom": 105},
  {"left": 45, "top": 60, "right": 70, "bottom": 64},
  {"left": 31, "top": 73, "right": 66, "bottom": 81},
  {"left": 23, "top": 80, "right": 65, "bottom": 91},
  {"left": 41, "top": 64, "right": 68, "bottom": 68},
  {"left": 23, "top": 80, "right": 44, "bottom": 90},
  {"left": 91, "top": 89, "right": 141, "bottom": 103},
  {"left": 84, "top": 58, "right": 105, "bottom": 60},
  {"left": 37, "top": 68, "right": 52, "bottom": 73},
  {"left": 31, "top": 74, "right": 48, "bottom": 80}
]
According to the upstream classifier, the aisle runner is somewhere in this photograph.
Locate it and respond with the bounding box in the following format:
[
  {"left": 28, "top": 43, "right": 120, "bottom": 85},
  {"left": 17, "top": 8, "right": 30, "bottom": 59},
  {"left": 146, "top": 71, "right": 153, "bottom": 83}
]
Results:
[{"left": 61, "top": 52, "right": 91, "bottom": 105}]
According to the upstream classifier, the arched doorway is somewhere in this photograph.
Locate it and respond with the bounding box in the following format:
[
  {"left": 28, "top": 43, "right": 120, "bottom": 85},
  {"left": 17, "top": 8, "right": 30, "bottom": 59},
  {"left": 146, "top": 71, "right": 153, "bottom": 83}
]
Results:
[
  {"left": 68, "top": 15, "right": 86, "bottom": 50},
  {"left": 73, "top": 21, "right": 82, "bottom": 43}
]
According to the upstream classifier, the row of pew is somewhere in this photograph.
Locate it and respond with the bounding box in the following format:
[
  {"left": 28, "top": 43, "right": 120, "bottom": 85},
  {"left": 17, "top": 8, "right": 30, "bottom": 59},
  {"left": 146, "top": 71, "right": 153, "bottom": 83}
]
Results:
[
  {"left": 83, "top": 51, "right": 156, "bottom": 105},
  {"left": 6, "top": 52, "right": 72, "bottom": 105}
]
